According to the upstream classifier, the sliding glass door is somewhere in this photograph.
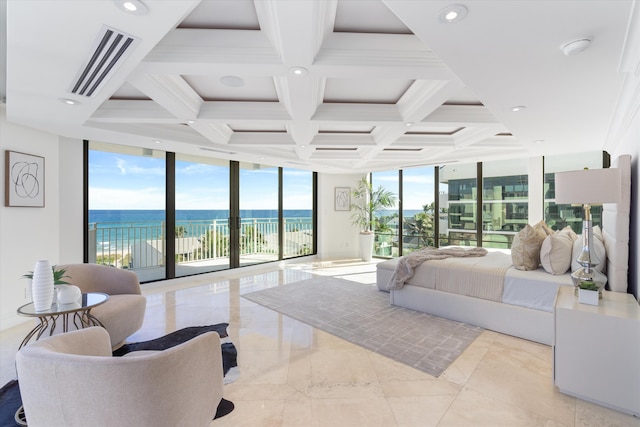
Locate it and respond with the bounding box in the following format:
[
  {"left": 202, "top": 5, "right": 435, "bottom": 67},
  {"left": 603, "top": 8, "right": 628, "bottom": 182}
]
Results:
[
  {"left": 87, "top": 142, "right": 167, "bottom": 282},
  {"left": 175, "top": 154, "right": 230, "bottom": 276},
  {"left": 238, "top": 162, "right": 279, "bottom": 266}
]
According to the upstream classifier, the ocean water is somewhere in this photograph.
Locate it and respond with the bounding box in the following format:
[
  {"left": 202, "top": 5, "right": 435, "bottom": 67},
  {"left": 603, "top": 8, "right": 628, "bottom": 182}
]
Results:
[{"left": 89, "top": 209, "right": 313, "bottom": 224}]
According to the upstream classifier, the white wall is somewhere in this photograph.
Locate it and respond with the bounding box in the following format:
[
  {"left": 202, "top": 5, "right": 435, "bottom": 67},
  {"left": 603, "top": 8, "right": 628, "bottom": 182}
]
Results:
[
  {"left": 0, "top": 107, "right": 85, "bottom": 329},
  {"left": 317, "top": 173, "right": 363, "bottom": 260}
]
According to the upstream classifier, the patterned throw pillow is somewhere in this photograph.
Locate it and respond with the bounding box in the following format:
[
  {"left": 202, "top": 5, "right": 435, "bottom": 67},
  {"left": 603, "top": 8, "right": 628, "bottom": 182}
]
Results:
[{"left": 511, "top": 221, "right": 552, "bottom": 270}]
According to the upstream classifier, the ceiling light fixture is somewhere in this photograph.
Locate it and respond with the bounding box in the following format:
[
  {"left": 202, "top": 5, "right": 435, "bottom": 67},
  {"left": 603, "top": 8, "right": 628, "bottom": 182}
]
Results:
[
  {"left": 439, "top": 4, "right": 468, "bottom": 23},
  {"left": 113, "top": 0, "right": 149, "bottom": 15},
  {"left": 220, "top": 75, "right": 244, "bottom": 88},
  {"left": 59, "top": 98, "right": 79, "bottom": 105},
  {"left": 289, "top": 67, "right": 308, "bottom": 77},
  {"left": 561, "top": 38, "right": 591, "bottom": 56},
  {"left": 534, "top": 139, "right": 544, "bottom": 144},
  {"left": 511, "top": 106, "right": 526, "bottom": 112},
  {"left": 153, "top": 140, "right": 161, "bottom": 144}
]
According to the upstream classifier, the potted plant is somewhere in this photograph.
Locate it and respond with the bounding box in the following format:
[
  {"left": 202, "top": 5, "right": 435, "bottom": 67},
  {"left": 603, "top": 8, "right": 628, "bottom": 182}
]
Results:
[
  {"left": 350, "top": 176, "right": 397, "bottom": 261},
  {"left": 577, "top": 280, "right": 600, "bottom": 305}
]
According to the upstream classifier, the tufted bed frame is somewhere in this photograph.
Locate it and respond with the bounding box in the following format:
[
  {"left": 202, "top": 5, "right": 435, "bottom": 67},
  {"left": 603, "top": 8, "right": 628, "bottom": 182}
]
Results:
[{"left": 377, "top": 154, "right": 631, "bottom": 345}]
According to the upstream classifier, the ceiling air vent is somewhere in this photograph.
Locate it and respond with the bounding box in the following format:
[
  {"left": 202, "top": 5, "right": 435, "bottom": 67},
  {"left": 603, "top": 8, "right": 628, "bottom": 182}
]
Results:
[{"left": 70, "top": 26, "right": 137, "bottom": 97}]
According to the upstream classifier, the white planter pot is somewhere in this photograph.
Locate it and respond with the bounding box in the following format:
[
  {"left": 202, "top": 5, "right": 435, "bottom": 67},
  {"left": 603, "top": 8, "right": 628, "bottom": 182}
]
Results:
[
  {"left": 359, "top": 232, "right": 375, "bottom": 262},
  {"left": 57, "top": 285, "right": 82, "bottom": 305},
  {"left": 31, "top": 260, "right": 54, "bottom": 312},
  {"left": 578, "top": 288, "right": 599, "bottom": 306}
]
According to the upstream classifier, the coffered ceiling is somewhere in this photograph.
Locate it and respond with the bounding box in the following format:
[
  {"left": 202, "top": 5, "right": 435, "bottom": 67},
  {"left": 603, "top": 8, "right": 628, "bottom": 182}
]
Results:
[{"left": 3, "top": 0, "right": 636, "bottom": 173}]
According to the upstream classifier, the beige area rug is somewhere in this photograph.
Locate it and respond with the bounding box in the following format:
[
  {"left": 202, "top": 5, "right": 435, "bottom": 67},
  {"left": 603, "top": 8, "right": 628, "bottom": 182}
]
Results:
[{"left": 242, "top": 276, "right": 483, "bottom": 377}]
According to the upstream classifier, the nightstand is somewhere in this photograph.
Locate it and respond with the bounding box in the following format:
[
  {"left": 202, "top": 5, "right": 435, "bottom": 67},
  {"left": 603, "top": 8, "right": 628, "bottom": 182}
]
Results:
[{"left": 554, "top": 286, "right": 640, "bottom": 416}]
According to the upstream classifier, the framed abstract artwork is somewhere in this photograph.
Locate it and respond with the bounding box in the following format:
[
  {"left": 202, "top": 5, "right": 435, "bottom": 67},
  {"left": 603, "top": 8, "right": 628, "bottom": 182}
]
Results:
[
  {"left": 334, "top": 187, "right": 350, "bottom": 211},
  {"left": 4, "top": 150, "right": 45, "bottom": 207}
]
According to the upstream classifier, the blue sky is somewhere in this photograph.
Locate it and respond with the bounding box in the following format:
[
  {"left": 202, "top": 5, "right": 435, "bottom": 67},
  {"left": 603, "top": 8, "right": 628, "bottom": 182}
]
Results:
[
  {"left": 373, "top": 168, "right": 435, "bottom": 211},
  {"left": 88, "top": 151, "right": 313, "bottom": 210},
  {"left": 88, "top": 149, "right": 434, "bottom": 211}
]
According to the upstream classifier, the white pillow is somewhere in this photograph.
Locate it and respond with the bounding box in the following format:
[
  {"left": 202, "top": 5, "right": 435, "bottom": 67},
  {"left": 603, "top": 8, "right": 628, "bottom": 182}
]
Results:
[
  {"left": 571, "top": 226, "right": 606, "bottom": 272},
  {"left": 540, "top": 227, "right": 578, "bottom": 275}
]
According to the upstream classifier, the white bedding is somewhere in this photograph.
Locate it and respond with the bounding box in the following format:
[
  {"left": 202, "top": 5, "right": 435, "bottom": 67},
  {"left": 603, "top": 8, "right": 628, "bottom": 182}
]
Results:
[
  {"left": 378, "top": 251, "right": 572, "bottom": 312},
  {"left": 503, "top": 267, "right": 572, "bottom": 312}
]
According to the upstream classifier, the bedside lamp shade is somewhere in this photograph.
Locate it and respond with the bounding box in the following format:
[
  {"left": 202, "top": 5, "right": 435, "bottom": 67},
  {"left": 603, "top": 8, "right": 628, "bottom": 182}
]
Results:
[{"left": 554, "top": 167, "right": 621, "bottom": 205}]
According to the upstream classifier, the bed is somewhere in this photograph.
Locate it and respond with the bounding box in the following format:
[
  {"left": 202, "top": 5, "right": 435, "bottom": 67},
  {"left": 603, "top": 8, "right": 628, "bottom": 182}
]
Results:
[{"left": 376, "top": 154, "right": 631, "bottom": 345}]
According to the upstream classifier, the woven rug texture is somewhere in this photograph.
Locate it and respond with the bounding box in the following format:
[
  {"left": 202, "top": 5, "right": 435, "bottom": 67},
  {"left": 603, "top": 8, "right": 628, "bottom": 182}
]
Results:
[{"left": 242, "top": 276, "right": 483, "bottom": 377}]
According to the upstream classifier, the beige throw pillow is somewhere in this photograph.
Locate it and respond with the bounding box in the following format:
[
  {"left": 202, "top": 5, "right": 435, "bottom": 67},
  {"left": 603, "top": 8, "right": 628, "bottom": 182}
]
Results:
[
  {"left": 511, "top": 221, "right": 552, "bottom": 270},
  {"left": 540, "top": 226, "right": 578, "bottom": 275}
]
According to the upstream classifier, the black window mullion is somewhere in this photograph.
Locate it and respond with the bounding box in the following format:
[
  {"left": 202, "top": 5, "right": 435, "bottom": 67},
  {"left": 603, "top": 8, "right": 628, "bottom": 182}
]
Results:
[
  {"left": 166, "top": 152, "right": 176, "bottom": 279},
  {"left": 278, "top": 168, "right": 284, "bottom": 260},
  {"left": 229, "top": 161, "right": 240, "bottom": 268},
  {"left": 477, "top": 162, "right": 483, "bottom": 247},
  {"left": 398, "top": 169, "right": 403, "bottom": 256}
]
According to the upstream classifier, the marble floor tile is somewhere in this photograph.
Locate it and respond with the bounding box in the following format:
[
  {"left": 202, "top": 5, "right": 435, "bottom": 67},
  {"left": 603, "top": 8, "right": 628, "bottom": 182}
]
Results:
[{"left": 3, "top": 260, "right": 639, "bottom": 427}]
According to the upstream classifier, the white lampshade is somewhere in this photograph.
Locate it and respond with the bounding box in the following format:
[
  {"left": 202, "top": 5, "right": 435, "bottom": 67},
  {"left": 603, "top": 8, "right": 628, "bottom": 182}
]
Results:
[{"left": 554, "top": 168, "right": 621, "bottom": 205}]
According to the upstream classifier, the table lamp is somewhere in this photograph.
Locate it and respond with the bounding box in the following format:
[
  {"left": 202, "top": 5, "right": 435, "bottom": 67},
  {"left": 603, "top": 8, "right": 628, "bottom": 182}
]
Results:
[{"left": 554, "top": 167, "right": 621, "bottom": 295}]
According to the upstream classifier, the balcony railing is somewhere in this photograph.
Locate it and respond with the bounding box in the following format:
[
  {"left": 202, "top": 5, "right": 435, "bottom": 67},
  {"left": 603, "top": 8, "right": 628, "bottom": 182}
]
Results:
[{"left": 88, "top": 217, "right": 313, "bottom": 270}]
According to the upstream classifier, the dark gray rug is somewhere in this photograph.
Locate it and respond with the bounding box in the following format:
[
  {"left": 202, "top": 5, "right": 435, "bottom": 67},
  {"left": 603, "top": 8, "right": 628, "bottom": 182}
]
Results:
[{"left": 242, "top": 276, "right": 483, "bottom": 377}]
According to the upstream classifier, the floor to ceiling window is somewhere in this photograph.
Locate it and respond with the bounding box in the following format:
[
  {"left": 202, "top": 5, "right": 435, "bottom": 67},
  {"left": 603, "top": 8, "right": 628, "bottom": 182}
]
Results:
[
  {"left": 371, "top": 171, "right": 399, "bottom": 257},
  {"left": 481, "top": 158, "right": 528, "bottom": 249},
  {"left": 238, "top": 162, "right": 279, "bottom": 266},
  {"left": 174, "top": 154, "right": 230, "bottom": 277},
  {"left": 282, "top": 168, "right": 314, "bottom": 258},
  {"left": 87, "top": 142, "right": 167, "bottom": 282},
  {"left": 401, "top": 166, "right": 436, "bottom": 254},
  {"left": 440, "top": 162, "right": 478, "bottom": 247},
  {"left": 87, "top": 142, "right": 316, "bottom": 282}
]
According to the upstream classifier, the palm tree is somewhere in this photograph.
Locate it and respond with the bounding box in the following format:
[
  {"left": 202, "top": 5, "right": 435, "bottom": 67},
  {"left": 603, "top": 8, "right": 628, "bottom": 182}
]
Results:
[{"left": 350, "top": 177, "right": 397, "bottom": 233}]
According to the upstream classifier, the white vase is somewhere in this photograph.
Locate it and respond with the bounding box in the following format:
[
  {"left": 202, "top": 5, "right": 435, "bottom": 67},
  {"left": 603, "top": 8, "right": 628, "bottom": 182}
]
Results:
[
  {"left": 31, "top": 260, "right": 54, "bottom": 312},
  {"left": 57, "top": 284, "right": 82, "bottom": 304}
]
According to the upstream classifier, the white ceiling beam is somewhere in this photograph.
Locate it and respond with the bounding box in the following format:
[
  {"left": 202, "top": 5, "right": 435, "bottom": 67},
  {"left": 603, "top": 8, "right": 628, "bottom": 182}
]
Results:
[
  {"left": 91, "top": 100, "right": 181, "bottom": 123},
  {"left": 126, "top": 73, "right": 202, "bottom": 121}
]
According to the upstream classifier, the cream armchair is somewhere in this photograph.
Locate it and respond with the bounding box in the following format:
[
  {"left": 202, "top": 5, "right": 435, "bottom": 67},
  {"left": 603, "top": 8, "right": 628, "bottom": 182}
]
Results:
[
  {"left": 59, "top": 263, "right": 146, "bottom": 349},
  {"left": 16, "top": 327, "right": 223, "bottom": 427}
]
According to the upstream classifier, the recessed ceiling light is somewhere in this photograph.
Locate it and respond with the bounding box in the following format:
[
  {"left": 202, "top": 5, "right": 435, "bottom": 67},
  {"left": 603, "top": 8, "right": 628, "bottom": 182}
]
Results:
[
  {"left": 220, "top": 75, "right": 244, "bottom": 87},
  {"left": 534, "top": 140, "right": 544, "bottom": 144},
  {"left": 186, "top": 120, "right": 195, "bottom": 124},
  {"left": 289, "top": 67, "right": 308, "bottom": 77},
  {"left": 511, "top": 106, "right": 526, "bottom": 112},
  {"left": 405, "top": 122, "right": 413, "bottom": 127},
  {"left": 561, "top": 38, "right": 591, "bottom": 56},
  {"left": 439, "top": 4, "right": 468, "bottom": 23},
  {"left": 113, "top": 0, "right": 149, "bottom": 15},
  {"left": 59, "top": 98, "right": 79, "bottom": 105},
  {"left": 153, "top": 140, "right": 161, "bottom": 144}
]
